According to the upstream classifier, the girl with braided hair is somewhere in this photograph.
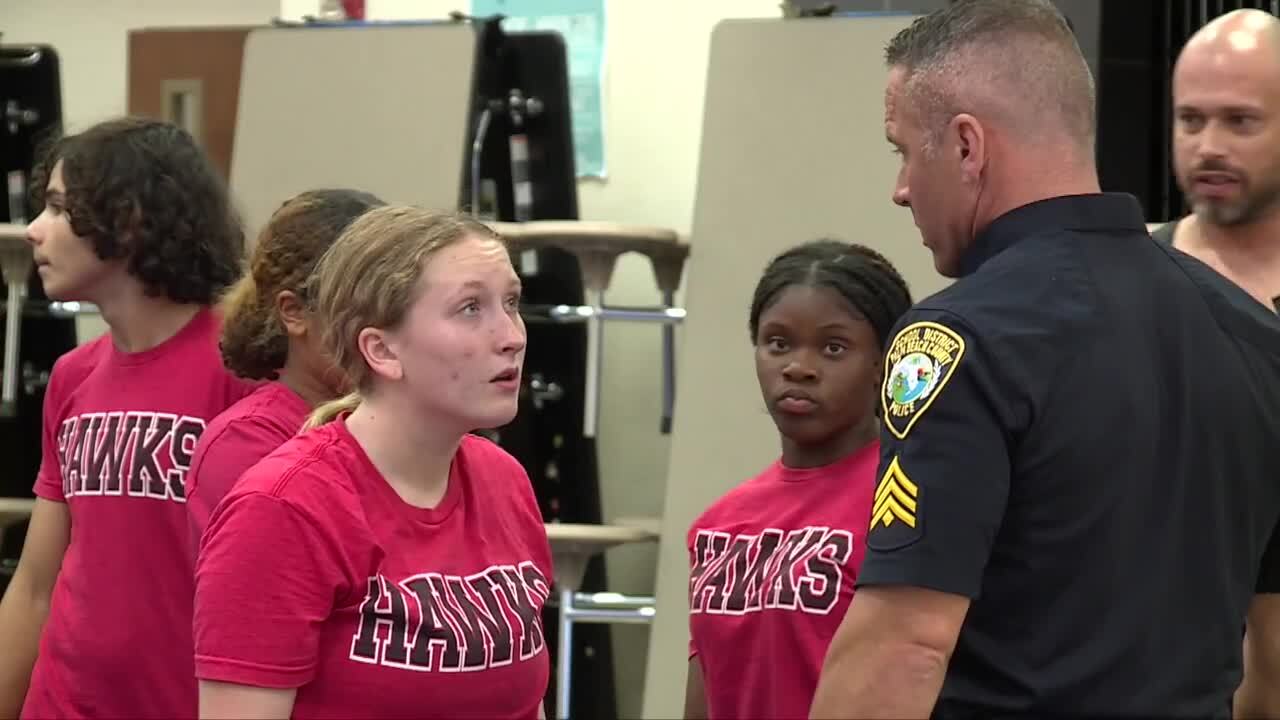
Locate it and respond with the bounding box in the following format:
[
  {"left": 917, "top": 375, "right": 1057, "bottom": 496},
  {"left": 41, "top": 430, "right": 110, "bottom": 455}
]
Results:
[
  {"left": 683, "top": 239, "right": 913, "bottom": 720},
  {"left": 185, "top": 188, "right": 384, "bottom": 554}
]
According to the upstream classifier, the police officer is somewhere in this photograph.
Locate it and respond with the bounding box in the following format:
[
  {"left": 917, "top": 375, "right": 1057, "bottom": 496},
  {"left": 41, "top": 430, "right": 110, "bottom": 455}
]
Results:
[
  {"left": 809, "top": 1, "right": 1280, "bottom": 718},
  {"left": 1154, "top": 10, "right": 1280, "bottom": 716}
]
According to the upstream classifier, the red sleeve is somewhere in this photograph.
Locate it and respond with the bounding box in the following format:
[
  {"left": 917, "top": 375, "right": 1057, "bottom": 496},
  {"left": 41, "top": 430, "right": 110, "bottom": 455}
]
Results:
[
  {"left": 193, "top": 491, "right": 345, "bottom": 689},
  {"left": 186, "top": 419, "right": 289, "bottom": 561},
  {"left": 32, "top": 364, "right": 66, "bottom": 502}
]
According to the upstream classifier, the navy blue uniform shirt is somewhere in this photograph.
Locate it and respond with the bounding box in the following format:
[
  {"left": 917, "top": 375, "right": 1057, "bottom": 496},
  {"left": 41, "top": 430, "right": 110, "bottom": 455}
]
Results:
[{"left": 859, "top": 194, "right": 1280, "bottom": 719}]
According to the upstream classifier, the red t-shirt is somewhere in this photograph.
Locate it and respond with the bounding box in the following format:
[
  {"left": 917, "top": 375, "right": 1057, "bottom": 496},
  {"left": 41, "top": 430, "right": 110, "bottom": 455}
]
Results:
[
  {"left": 193, "top": 420, "right": 554, "bottom": 720},
  {"left": 185, "top": 380, "right": 309, "bottom": 561},
  {"left": 687, "top": 440, "right": 879, "bottom": 720},
  {"left": 22, "top": 307, "right": 257, "bottom": 720}
]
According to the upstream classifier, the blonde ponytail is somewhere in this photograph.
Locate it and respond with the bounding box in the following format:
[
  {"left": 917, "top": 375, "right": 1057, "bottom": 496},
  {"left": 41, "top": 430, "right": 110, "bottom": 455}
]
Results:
[{"left": 303, "top": 391, "right": 362, "bottom": 431}]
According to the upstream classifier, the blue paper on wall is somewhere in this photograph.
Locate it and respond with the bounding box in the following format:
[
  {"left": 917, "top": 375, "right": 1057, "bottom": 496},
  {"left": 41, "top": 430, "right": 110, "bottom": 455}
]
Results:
[{"left": 471, "top": 0, "right": 607, "bottom": 178}]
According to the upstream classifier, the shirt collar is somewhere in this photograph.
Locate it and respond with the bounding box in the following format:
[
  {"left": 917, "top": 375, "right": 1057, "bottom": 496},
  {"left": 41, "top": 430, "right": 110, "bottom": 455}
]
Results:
[{"left": 958, "top": 193, "right": 1149, "bottom": 277}]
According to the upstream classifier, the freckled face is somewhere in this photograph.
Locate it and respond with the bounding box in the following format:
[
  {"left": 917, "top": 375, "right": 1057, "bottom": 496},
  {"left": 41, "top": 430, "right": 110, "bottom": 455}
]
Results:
[{"left": 383, "top": 234, "right": 526, "bottom": 430}]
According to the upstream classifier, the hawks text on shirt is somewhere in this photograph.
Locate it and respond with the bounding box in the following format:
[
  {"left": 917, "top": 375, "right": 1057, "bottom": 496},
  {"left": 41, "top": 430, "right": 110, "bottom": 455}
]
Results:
[
  {"left": 54, "top": 410, "right": 205, "bottom": 502},
  {"left": 689, "top": 526, "right": 854, "bottom": 616},
  {"left": 348, "top": 562, "right": 551, "bottom": 672}
]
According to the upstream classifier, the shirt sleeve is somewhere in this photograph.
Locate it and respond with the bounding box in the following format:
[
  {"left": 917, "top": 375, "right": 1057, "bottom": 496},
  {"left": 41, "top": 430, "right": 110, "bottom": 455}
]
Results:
[
  {"left": 856, "top": 310, "right": 1015, "bottom": 599},
  {"left": 186, "top": 419, "right": 287, "bottom": 562},
  {"left": 32, "top": 366, "right": 66, "bottom": 502},
  {"left": 1257, "top": 521, "right": 1280, "bottom": 594},
  {"left": 193, "top": 490, "right": 345, "bottom": 688}
]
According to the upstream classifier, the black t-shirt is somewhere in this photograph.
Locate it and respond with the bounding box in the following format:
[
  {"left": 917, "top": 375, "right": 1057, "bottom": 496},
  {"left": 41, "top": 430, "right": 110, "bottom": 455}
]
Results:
[
  {"left": 1153, "top": 217, "right": 1280, "bottom": 597},
  {"left": 859, "top": 195, "right": 1280, "bottom": 718}
]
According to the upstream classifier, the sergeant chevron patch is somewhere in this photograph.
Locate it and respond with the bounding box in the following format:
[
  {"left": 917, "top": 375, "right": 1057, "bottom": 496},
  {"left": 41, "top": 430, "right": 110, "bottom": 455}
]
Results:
[{"left": 867, "top": 456, "right": 922, "bottom": 551}]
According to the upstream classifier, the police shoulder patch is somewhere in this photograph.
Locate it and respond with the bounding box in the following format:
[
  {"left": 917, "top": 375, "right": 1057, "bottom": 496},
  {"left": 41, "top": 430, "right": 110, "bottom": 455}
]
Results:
[
  {"left": 881, "top": 320, "right": 966, "bottom": 440},
  {"left": 867, "top": 455, "right": 921, "bottom": 551}
]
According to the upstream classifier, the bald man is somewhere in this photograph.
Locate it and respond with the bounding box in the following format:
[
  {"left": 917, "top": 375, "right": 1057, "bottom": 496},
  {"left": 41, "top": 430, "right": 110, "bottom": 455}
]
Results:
[
  {"left": 1153, "top": 10, "right": 1280, "bottom": 718},
  {"left": 810, "top": 1, "right": 1280, "bottom": 718},
  {"left": 1158, "top": 9, "right": 1280, "bottom": 309}
]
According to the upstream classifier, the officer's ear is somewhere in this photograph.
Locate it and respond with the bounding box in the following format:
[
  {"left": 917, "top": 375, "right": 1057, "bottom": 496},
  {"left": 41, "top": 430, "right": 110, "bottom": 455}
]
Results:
[{"left": 950, "top": 113, "right": 985, "bottom": 182}]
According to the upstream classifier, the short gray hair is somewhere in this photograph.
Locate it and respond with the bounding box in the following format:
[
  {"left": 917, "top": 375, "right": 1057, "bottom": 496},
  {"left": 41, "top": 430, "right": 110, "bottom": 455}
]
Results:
[{"left": 885, "top": 0, "right": 1095, "bottom": 155}]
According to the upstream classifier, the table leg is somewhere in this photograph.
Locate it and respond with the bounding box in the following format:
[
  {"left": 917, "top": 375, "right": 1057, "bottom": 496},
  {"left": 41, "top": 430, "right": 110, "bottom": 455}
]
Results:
[
  {"left": 660, "top": 289, "right": 676, "bottom": 434},
  {"left": 583, "top": 287, "right": 605, "bottom": 438},
  {"left": 1, "top": 266, "right": 27, "bottom": 418},
  {"left": 556, "top": 586, "right": 575, "bottom": 720}
]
